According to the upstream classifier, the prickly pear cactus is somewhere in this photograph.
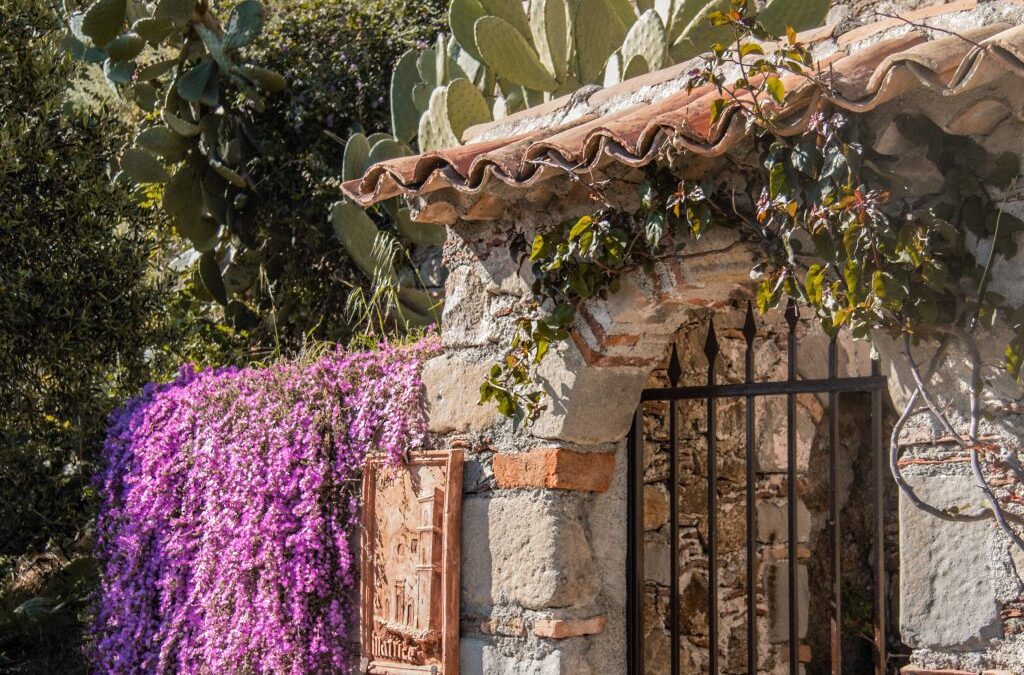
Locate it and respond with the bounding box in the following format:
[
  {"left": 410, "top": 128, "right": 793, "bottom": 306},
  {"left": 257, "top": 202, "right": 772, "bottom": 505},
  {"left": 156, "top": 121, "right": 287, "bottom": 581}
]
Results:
[
  {"left": 531, "top": 0, "right": 571, "bottom": 82},
  {"left": 445, "top": 77, "right": 492, "bottom": 140},
  {"left": 330, "top": 201, "right": 397, "bottom": 283},
  {"left": 450, "top": 0, "right": 487, "bottom": 61},
  {"left": 758, "top": 0, "right": 830, "bottom": 37},
  {"left": 475, "top": 16, "right": 559, "bottom": 91},
  {"left": 342, "top": 133, "right": 371, "bottom": 183},
  {"left": 620, "top": 9, "right": 667, "bottom": 73},
  {"left": 390, "top": 50, "right": 421, "bottom": 142},
  {"left": 574, "top": 0, "right": 629, "bottom": 84}
]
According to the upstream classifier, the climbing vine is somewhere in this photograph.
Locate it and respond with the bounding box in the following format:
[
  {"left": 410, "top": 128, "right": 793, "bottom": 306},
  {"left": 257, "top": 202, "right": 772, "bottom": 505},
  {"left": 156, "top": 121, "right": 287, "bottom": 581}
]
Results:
[{"left": 481, "top": 0, "right": 1024, "bottom": 546}]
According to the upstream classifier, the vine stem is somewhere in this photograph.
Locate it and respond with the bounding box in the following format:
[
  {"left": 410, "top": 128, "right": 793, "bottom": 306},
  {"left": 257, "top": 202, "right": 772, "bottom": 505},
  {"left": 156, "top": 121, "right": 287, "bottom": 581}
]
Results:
[{"left": 902, "top": 331, "right": 1024, "bottom": 550}]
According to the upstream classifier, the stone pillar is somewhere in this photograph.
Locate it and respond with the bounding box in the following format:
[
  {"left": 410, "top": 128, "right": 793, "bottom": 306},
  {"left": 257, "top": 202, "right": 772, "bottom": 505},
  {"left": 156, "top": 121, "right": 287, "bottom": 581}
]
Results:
[
  {"left": 876, "top": 332, "right": 1024, "bottom": 673},
  {"left": 424, "top": 212, "right": 769, "bottom": 673}
]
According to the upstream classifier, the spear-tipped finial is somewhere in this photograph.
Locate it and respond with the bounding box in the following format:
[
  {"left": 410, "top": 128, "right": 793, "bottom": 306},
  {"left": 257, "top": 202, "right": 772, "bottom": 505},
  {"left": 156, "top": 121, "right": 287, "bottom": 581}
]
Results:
[
  {"left": 742, "top": 300, "right": 757, "bottom": 348},
  {"left": 667, "top": 342, "right": 682, "bottom": 387},
  {"left": 703, "top": 316, "right": 720, "bottom": 364},
  {"left": 784, "top": 299, "right": 799, "bottom": 333}
]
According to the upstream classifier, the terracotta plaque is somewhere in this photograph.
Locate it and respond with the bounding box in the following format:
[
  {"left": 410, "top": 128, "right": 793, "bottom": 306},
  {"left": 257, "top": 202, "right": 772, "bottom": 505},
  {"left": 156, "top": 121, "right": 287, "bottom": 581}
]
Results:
[{"left": 360, "top": 450, "right": 462, "bottom": 675}]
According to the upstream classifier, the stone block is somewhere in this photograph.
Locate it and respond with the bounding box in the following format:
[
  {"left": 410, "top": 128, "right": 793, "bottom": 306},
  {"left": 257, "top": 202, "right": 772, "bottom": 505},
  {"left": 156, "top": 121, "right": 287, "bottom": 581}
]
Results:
[
  {"left": 899, "top": 471, "right": 1003, "bottom": 650},
  {"left": 460, "top": 635, "right": 593, "bottom": 675},
  {"left": 754, "top": 395, "right": 817, "bottom": 472},
  {"left": 422, "top": 353, "right": 498, "bottom": 433},
  {"left": 442, "top": 265, "right": 493, "bottom": 348},
  {"left": 480, "top": 615, "right": 526, "bottom": 637},
  {"left": 532, "top": 341, "right": 648, "bottom": 444},
  {"left": 533, "top": 615, "right": 607, "bottom": 639},
  {"left": 644, "top": 484, "right": 670, "bottom": 530},
  {"left": 644, "top": 538, "right": 671, "bottom": 587},
  {"left": 461, "top": 493, "right": 598, "bottom": 612},
  {"left": 492, "top": 448, "right": 615, "bottom": 492},
  {"left": 756, "top": 500, "right": 812, "bottom": 544},
  {"left": 765, "top": 560, "right": 809, "bottom": 643}
]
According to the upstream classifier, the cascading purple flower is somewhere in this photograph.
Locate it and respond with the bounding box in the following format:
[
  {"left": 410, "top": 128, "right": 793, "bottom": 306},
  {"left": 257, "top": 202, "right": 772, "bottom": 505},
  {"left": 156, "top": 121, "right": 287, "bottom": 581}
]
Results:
[{"left": 91, "top": 337, "right": 439, "bottom": 674}]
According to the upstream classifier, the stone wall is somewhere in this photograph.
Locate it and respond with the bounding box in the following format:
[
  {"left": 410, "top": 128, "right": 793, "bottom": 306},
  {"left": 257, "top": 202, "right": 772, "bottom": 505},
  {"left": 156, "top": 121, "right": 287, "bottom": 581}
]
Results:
[
  {"left": 413, "top": 14, "right": 1024, "bottom": 669},
  {"left": 637, "top": 306, "right": 899, "bottom": 675}
]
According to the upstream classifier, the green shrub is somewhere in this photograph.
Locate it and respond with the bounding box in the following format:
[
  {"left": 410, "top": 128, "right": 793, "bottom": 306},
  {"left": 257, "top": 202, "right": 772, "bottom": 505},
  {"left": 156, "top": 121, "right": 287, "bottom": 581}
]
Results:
[
  {"left": 0, "top": 1, "right": 247, "bottom": 670},
  {"left": 233, "top": 0, "right": 448, "bottom": 349}
]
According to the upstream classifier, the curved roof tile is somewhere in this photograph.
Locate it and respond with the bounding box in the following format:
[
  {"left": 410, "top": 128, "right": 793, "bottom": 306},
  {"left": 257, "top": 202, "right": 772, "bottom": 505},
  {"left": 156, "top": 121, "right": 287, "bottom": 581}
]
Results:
[{"left": 342, "top": 4, "right": 1024, "bottom": 208}]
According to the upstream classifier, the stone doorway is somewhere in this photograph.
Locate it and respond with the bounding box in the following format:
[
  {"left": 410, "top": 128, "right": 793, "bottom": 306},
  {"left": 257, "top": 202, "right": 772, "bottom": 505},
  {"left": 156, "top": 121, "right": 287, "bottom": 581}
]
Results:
[{"left": 630, "top": 303, "right": 904, "bottom": 674}]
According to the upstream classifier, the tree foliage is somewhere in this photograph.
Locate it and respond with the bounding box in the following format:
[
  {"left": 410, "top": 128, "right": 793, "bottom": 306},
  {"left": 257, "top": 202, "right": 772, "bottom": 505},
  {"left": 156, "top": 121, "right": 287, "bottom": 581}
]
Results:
[
  {"left": 62, "top": 0, "right": 448, "bottom": 353},
  {"left": 0, "top": 2, "right": 148, "bottom": 671}
]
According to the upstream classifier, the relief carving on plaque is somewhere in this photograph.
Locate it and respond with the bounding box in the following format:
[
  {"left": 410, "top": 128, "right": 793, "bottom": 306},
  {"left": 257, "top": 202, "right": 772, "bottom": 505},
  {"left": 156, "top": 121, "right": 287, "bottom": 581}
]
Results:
[{"left": 360, "top": 450, "right": 462, "bottom": 674}]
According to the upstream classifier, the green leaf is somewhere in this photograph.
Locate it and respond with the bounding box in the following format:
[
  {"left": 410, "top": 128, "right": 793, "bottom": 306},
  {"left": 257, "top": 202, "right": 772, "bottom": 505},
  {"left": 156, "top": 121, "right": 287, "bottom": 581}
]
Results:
[
  {"left": 872, "top": 270, "right": 906, "bottom": 305},
  {"left": 120, "top": 147, "right": 169, "bottom": 183},
  {"left": 223, "top": 0, "right": 264, "bottom": 50},
  {"left": 756, "top": 276, "right": 781, "bottom": 313},
  {"left": 765, "top": 75, "right": 785, "bottom": 104},
  {"left": 236, "top": 64, "right": 286, "bottom": 92},
  {"left": 177, "top": 59, "right": 218, "bottom": 105},
  {"left": 645, "top": 209, "right": 665, "bottom": 248},
  {"left": 1006, "top": 335, "right": 1024, "bottom": 381},
  {"left": 768, "top": 161, "right": 787, "bottom": 199},
  {"left": 530, "top": 233, "right": 547, "bottom": 260},
  {"left": 709, "top": 98, "right": 726, "bottom": 124},
  {"left": 155, "top": 0, "right": 195, "bottom": 28},
  {"left": 81, "top": 0, "right": 126, "bottom": 46},
  {"left": 805, "top": 263, "right": 825, "bottom": 306},
  {"left": 105, "top": 32, "right": 145, "bottom": 60},
  {"left": 132, "top": 16, "right": 177, "bottom": 44},
  {"left": 199, "top": 251, "right": 228, "bottom": 305},
  {"left": 136, "top": 125, "right": 188, "bottom": 162},
  {"left": 569, "top": 215, "right": 592, "bottom": 240}
]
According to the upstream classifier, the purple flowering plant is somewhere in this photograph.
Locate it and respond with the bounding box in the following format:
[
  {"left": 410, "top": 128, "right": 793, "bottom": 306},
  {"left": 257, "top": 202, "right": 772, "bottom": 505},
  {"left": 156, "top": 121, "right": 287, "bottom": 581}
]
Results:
[{"left": 91, "top": 337, "right": 439, "bottom": 674}]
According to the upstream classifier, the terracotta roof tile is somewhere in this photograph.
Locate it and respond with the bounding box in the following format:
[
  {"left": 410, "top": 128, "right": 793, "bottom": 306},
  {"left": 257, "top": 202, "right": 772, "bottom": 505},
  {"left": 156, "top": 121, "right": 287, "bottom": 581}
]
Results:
[{"left": 343, "top": 6, "right": 1024, "bottom": 208}]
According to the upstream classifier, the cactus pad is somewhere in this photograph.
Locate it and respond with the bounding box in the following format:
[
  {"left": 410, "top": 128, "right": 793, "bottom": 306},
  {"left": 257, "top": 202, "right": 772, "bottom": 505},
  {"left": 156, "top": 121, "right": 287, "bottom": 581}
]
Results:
[
  {"left": 531, "top": 0, "right": 570, "bottom": 83},
  {"left": 479, "top": 0, "right": 533, "bottom": 43},
  {"left": 445, "top": 77, "right": 492, "bottom": 140},
  {"left": 621, "top": 9, "right": 667, "bottom": 72},
  {"left": 574, "top": 0, "right": 629, "bottom": 84},
  {"left": 449, "top": 0, "right": 487, "bottom": 62},
  {"left": 330, "top": 201, "right": 396, "bottom": 282},
  {"left": 475, "top": 16, "right": 558, "bottom": 91},
  {"left": 390, "top": 49, "right": 421, "bottom": 142}
]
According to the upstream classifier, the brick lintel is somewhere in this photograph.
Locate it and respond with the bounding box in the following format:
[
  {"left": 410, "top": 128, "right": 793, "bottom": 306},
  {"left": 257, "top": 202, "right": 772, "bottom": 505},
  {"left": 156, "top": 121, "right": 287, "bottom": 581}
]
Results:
[{"left": 492, "top": 448, "right": 616, "bottom": 493}]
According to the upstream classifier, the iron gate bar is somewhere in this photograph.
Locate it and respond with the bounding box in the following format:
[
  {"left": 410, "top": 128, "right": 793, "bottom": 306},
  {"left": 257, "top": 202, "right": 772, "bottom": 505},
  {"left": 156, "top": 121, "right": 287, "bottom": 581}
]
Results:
[
  {"left": 872, "top": 359, "right": 887, "bottom": 675},
  {"left": 668, "top": 345, "right": 681, "bottom": 675},
  {"left": 828, "top": 337, "right": 842, "bottom": 675},
  {"left": 782, "top": 305, "right": 798, "bottom": 675},
  {"left": 638, "top": 376, "right": 887, "bottom": 401},
  {"left": 704, "top": 322, "right": 720, "bottom": 674},
  {"left": 627, "top": 406, "right": 644, "bottom": 675},
  {"left": 743, "top": 306, "right": 757, "bottom": 675},
  {"left": 626, "top": 302, "right": 889, "bottom": 675}
]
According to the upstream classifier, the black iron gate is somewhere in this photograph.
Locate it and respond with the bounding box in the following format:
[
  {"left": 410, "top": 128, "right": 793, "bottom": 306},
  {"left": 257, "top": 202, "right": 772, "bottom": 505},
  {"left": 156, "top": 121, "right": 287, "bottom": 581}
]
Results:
[{"left": 626, "top": 302, "right": 890, "bottom": 675}]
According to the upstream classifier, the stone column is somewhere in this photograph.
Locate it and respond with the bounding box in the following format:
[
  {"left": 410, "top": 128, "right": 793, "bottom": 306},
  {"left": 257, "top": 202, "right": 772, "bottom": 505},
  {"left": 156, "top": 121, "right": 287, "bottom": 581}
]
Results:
[{"left": 876, "top": 332, "right": 1024, "bottom": 673}]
